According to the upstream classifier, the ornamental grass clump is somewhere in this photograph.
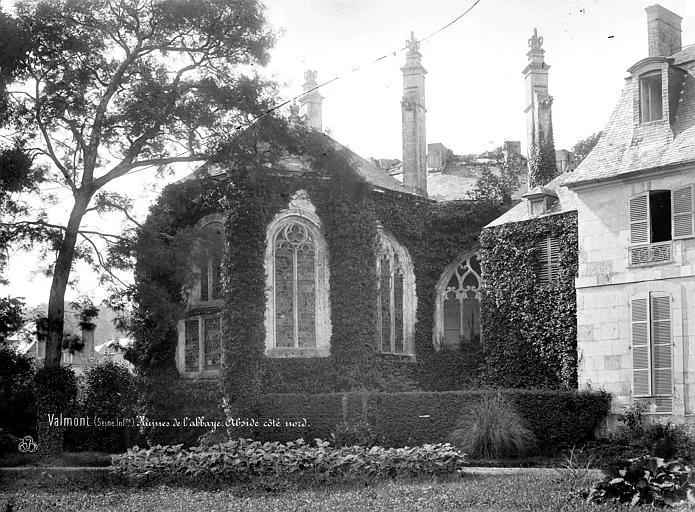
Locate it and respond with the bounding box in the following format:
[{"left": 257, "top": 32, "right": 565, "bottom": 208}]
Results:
[{"left": 447, "top": 394, "right": 536, "bottom": 459}]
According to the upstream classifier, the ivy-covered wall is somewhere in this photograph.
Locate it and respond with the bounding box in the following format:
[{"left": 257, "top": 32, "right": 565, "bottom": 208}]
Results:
[
  {"left": 129, "top": 124, "right": 510, "bottom": 410},
  {"left": 480, "top": 212, "right": 579, "bottom": 388}
]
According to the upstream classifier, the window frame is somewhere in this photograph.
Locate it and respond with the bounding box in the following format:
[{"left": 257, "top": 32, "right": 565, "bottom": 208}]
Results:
[
  {"left": 630, "top": 292, "right": 673, "bottom": 413},
  {"left": 639, "top": 70, "right": 663, "bottom": 123},
  {"left": 433, "top": 250, "right": 482, "bottom": 351},
  {"left": 178, "top": 313, "right": 223, "bottom": 377},
  {"left": 628, "top": 186, "right": 694, "bottom": 267},
  {"left": 263, "top": 195, "right": 331, "bottom": 358},
  {"left": 376, "top": 227, "right": 416, "bottom": 356},
  {"left": 537, "top": 236, "right": 560, "bottom": 285}
]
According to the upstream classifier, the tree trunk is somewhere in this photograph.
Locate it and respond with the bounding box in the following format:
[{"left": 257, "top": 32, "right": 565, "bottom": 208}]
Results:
[{"left": 44, "top": 191, "right": 91, "bottom": 368}]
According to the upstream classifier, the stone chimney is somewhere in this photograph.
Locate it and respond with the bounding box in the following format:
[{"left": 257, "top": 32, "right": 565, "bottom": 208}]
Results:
[
  {"left": 523, "top": 28, "right": 557, "bottom": 189},
  {"left": 645, "top": 5, "right": 682, "bottom": 57},
  {"left": 401, "top": 31, "right": 427, "bottom": 197},
  {"left": 299, "top": 70, "right": 324, "bottom": 131}
]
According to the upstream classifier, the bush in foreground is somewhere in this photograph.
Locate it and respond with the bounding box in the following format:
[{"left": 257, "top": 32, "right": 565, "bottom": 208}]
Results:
[
  {"left": 112, "top": 438, "right": 468, "bottom": 487},
  {"left": 583, "top": 456, "right": 695, "bottom": 508},
  {"left": 448, "top": 394, "right": 536, "bottom": 458}
]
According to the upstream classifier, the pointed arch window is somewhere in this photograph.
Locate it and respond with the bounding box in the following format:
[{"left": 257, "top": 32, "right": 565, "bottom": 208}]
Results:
[
  {"left": 264, "top": 194, "right": 331, "bottom": 357},
  {"left": 376, "top": 228, "right": 416, "bottom": 355},
  {"left": 434, "top": 252, "right": 482, "bottom": 350}
]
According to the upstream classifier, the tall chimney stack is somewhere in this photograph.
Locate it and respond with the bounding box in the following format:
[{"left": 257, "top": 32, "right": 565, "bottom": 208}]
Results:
[
  {"left": 299, "top": 70, "right": 324, "bottom": 131},
  {"left": 645, "top": 5, "right": 682, "bottom": 57},
  {"left": 401, "top": 31, "right": 427, "bottom": 197},
  {"left": 523, "top": 28, "right": 557, "bottom": 189}
]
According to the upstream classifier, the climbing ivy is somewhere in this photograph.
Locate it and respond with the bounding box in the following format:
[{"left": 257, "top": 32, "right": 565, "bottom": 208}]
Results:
[
  {"left": 480, "top": 212, "right": 578, "bottom": 388},
  {"left": 129, "top": 116, "right": 510, "bottom": 414}
]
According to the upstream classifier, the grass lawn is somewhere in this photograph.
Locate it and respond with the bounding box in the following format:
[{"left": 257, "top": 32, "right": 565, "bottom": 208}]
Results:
[{"left": 0, "top": 472, "right": 623, "bottom": 511}]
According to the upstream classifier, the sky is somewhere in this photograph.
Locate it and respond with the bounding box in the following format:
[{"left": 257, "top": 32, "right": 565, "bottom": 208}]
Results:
[{"left": 2, "top": 0, "right": 694, "bottom": 306}]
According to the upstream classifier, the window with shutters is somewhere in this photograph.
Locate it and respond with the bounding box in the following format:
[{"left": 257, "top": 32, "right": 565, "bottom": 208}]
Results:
[
  {"left": 376, "top": 228, "right": 416, "bottom": 355},
  {"left": 537, "top": 237, "right": 560, "bottom": 285},
  {"left": 628, "top": 186, "right": 694, "bottom": 266},
  {"left": 630, "top": 293, "right": 672, "bottom": 413},
  {"left": 183, "top": 314, "right": 222, "bottom": 374}
]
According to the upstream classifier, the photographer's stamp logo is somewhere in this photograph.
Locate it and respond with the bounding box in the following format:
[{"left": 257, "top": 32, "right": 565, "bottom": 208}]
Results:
[{"left": 18, "top": 436, "right": 37, "bottom": 453}]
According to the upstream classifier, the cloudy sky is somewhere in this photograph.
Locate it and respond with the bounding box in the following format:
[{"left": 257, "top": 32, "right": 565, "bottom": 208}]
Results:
[{"left": 2, "top": 0, "right": 694, "bottom": 306}]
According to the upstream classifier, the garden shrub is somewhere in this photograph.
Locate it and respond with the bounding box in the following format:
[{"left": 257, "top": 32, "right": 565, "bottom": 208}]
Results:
[
  {"left": 0, "top": 346, "right": 36, "bottom": 453},
  {"left": 76, "top": 359, "right": 139, "bottom": 452},
  {"left": 112, "top": 438, "right": 468, "bottom": 488},
  {"left": 447, "top": 395, "right": 536, "bottom": 458},
  {"left": 584, "top": 456, "right": 695, "bottom": 507},
  {"left": 140, "top": 378, "right": 223, "bottom": 446},
  {"left": 330, "top": 420, "right": 380, "bottom": 448},
  {"left": 34, "top": 365, "right": 78, "bottom": 455}
]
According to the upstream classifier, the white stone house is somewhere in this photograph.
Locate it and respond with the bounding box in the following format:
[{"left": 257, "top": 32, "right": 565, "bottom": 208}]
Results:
[{"left": 565, "top": 5, "right": 695, "bottom": 417}]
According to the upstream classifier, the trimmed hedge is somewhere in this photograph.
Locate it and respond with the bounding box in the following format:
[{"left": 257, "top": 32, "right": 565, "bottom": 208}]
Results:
[
  {"left": 142, "top": 381, "right": 610, "bottom": 454},
  {"left": 249, "top": 389, "right": 610, "bottom": 453},
  {"left": 141, "top": 379, "right": 223, "bottom": 446}
]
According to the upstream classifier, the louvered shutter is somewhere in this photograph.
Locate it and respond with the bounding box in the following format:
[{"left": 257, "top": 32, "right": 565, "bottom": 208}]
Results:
[
  {"left": 548, "top": 238, "right": 560, "bottom": 283},
  {"left": 538, "top": 237, "right": 560, "bottom": 284},
  {"left": 631, "top": 297, "right": 650, "bottom": 397},
  {"left": 672, "top": 185, "right": 694, "bottom": 239},
  {"left": 650, "top": 294, "right": 672, "bottom": 397},
  {"left": 538, "top": 239, "right": 549, "bottom": 283},
  {"left": 630, "top": 195, "right": 650, "bottom": 244}
]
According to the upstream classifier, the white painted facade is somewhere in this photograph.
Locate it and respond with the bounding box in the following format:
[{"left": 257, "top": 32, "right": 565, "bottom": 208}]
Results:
[{"left": 573, "top": 166, "right": 695, "bottom": 417}]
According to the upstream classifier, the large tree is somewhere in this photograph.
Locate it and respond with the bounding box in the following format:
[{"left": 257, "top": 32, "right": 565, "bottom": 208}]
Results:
[{"left": 0, "top": 0, "right": 275, "bottom": 367}]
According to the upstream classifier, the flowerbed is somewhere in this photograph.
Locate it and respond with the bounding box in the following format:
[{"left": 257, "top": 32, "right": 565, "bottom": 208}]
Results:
[{"left": 111, "top": 438, "right": 468, "bottom": 487}]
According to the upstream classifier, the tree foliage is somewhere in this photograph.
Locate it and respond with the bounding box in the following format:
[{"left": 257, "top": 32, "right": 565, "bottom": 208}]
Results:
[
  {"left": 0, "top": 0, "right": 276, "bottom": 367},
  {"left": 571, "top": 131, "right": 602, "bottom": 167}
]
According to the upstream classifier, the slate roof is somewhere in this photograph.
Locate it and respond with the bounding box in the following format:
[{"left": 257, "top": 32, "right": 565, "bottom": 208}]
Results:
[
  {"left": 563, "top": 47, "right": 695, "bottom": 187},
  {"left": 485, "top": 170, "right": 578, "bottom": 227},
  {"left": 178, "top": 133, "right": 416, "bottom": 196}
]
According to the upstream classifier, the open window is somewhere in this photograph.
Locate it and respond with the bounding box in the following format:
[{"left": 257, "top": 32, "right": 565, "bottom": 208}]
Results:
[
  {"left": 629, "top": 186, "right": 694, "bottom": 266},
  {"left": 639, "top": 71, "right": 663, "bottom": 123}
]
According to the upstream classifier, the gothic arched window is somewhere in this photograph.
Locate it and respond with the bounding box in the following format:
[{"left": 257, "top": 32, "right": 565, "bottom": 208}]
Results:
[
  {"left": 434, "top": 252, "right": 482, "bottom": 350},
  {"left": 376, "top": 228, "right": 416, "bottom": 355},
  {"left": 264, "top": 192, "right": 331, "bottom": 357}
]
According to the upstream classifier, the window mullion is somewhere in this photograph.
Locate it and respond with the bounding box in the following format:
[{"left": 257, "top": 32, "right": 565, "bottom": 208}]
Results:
[
  {"left": 389, "top": 259, "right": 396, "bottom": 352},
  {"left": 198, "top": 317, "right": 204, "bottom": 373},
  {"left": 292, "top": 247, "right": 299, "bottom": 349}
]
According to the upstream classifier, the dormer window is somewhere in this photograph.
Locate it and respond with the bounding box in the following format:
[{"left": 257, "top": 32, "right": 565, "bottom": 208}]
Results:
[
  {"left": 530, "top": 199, "right": 546, "bottom": 216},
  {"left": 639, "top": 71, "right": 662, "bottom": 122},
  {"left": 524, "top": 187, "right": 558, "bottom": 217}
]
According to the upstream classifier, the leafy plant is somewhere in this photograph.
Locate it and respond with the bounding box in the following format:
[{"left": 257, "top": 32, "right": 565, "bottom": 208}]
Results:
[
  {"left": 61, "top": 334, "right": 84, "bottom": 354},
  {"left": 330, "top": 420, "right": 380, "bottom": 448},
  {"left": 618, "top": 401, "right": 650, "bottom": 436},
  {"left": 112, "top": 438, "right": 468, "bottom": 488},
  {"left": 584, "top": 456, "right": 695, "bottom": 507},
  {"left": 0, "top": 346, "right": 36, "bottom": 452},
  {"left": 447, "top": 394, "right": 536, "bottom": 458}
]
